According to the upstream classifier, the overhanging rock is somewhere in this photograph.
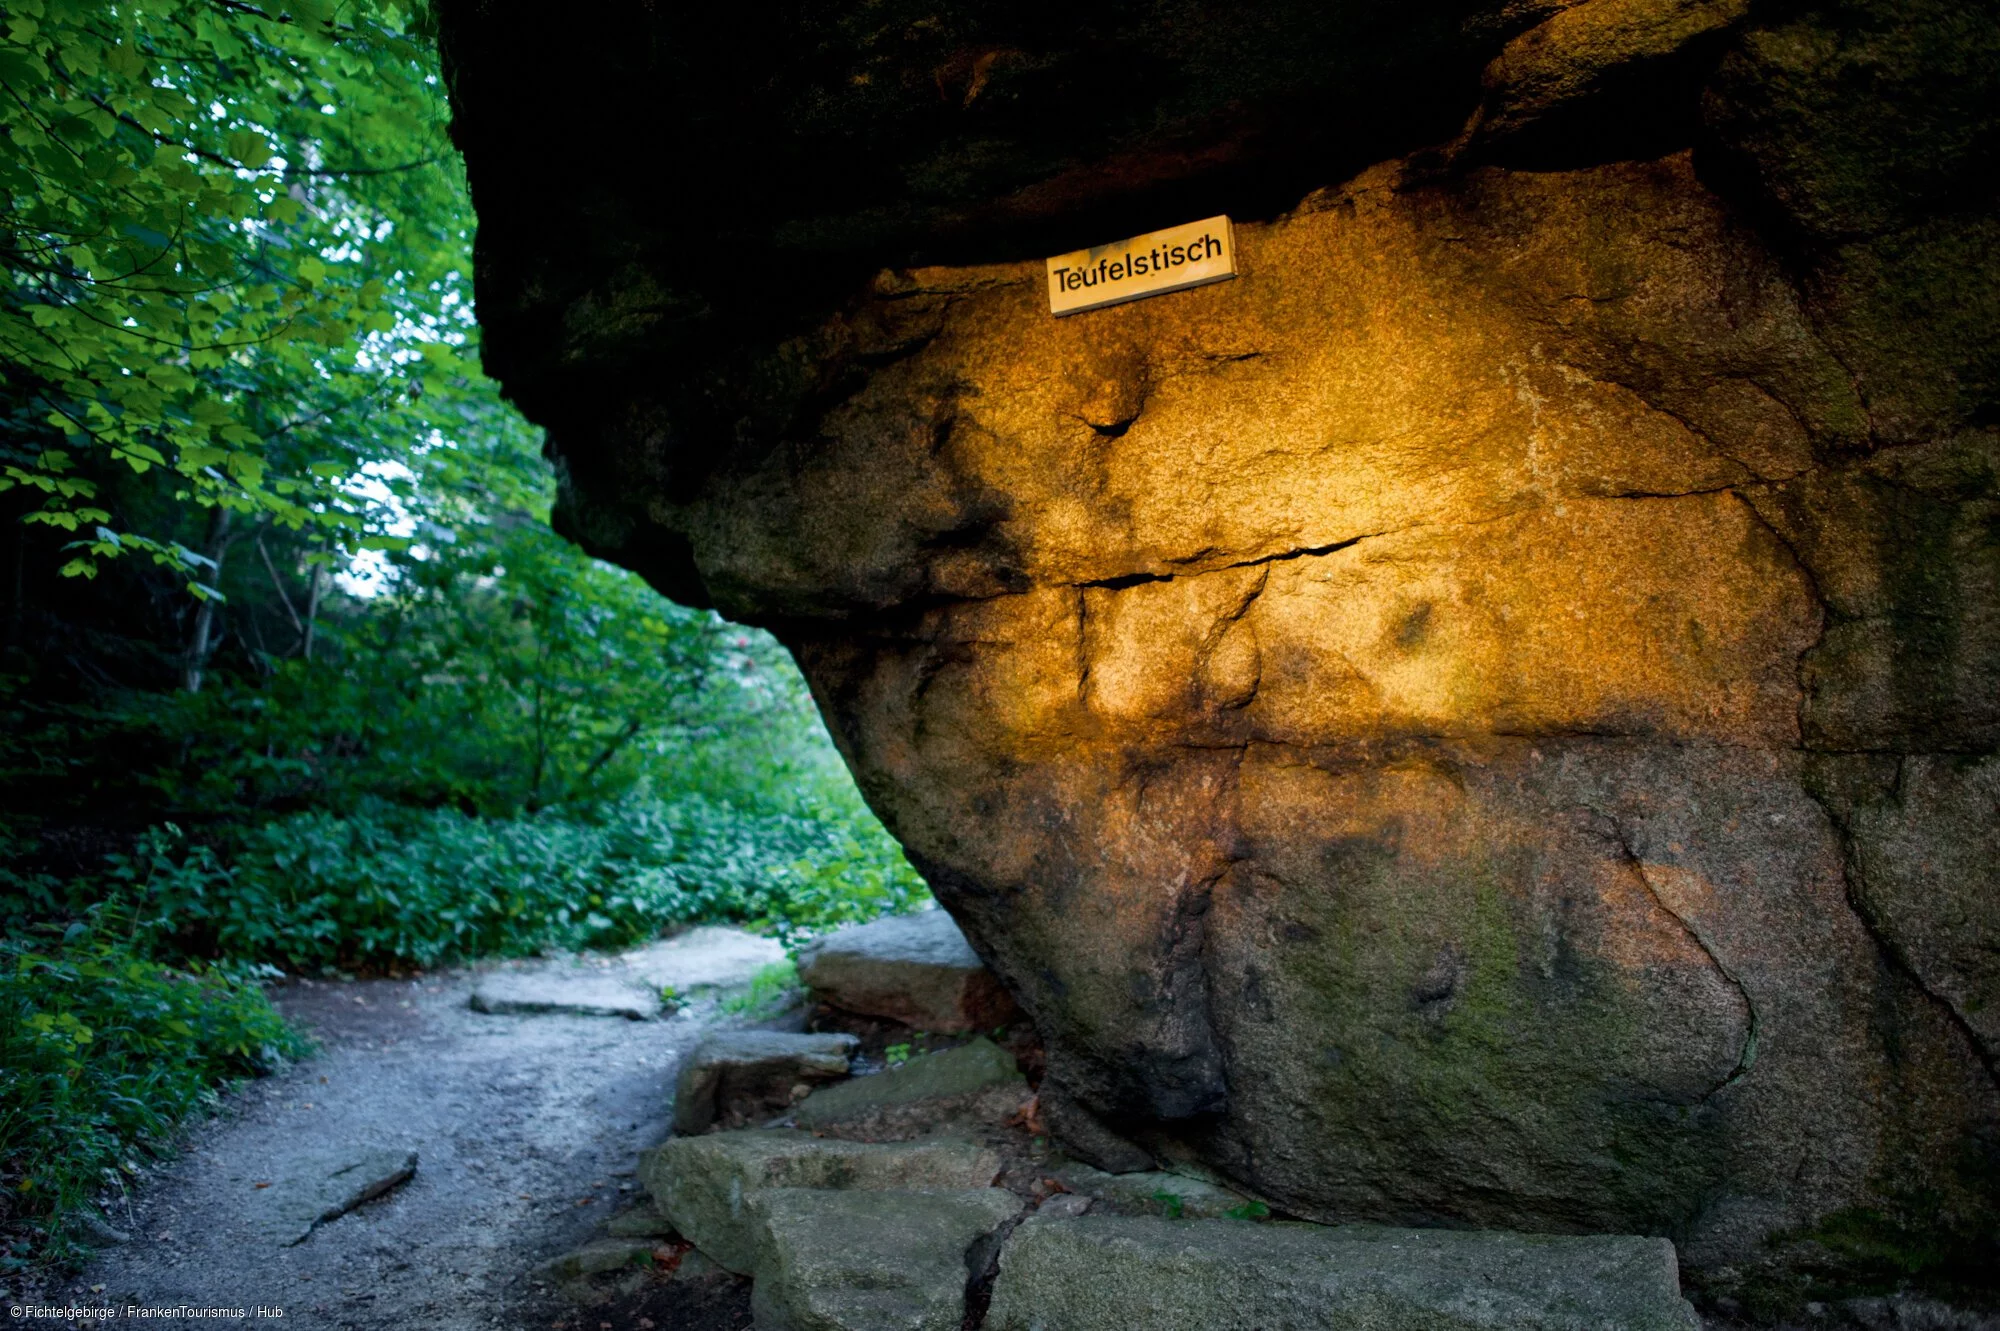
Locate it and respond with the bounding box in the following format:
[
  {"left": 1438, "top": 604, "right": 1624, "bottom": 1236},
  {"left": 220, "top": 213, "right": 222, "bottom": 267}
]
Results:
[{"left": 439, "top": 0, "right": 2000, "bottom": 1294}]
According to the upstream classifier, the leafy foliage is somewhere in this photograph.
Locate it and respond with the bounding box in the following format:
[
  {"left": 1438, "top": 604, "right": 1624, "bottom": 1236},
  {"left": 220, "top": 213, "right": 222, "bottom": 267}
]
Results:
[
  {"left": 720, "top": 961, "right": 804, "bottom": 1020},
  {"left": 0, "top": 935, "right": 307, "bottom": 1266},
  {"left": 140, "top": 518, "right": 826, "bottom": 820},
  {"left": 96, "top": 800, "right": 926, "bottom": 973},
  {"left": 0, "top": 0, "right": 497, "bottom": 588}
]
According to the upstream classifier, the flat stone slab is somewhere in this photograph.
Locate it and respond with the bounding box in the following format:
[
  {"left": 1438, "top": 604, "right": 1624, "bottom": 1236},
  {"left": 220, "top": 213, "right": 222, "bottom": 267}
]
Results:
[
  {"left": 675, "top": 1030, "right": 859, "bottom": 1134},
  {"left": 750, "top": 1187, "right": 1023, "bottom": 1331},
  {"left": 469, "top": 969, "right": 663, "bottom": 1020},
  {"left": 794, "top": 1036, "right": 1026, "bottom": 1129},
  {"left": 233, "top": 1147, "right": 418, "bottom": 1246},
  {"left": 622, "top": 926, "right": 787, "bottom": 993},
  {"left": 1052, "top": 1163, "right": 1251, "bottom": 1219},
  {"left": 986, "top": 1216, "right": 1702, "bottom": 1331},
  {"left": 798, "top": 909, "right": 1018, "bottom": 1033},
  {"left": 640, "top": 1129, "right": 1001, "bottom": 1274}
]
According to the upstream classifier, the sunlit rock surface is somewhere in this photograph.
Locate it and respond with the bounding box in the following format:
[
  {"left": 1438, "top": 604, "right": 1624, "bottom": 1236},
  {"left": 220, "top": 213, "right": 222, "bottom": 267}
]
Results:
[{"left": 439, "top": 0, "right": 2000, "bottom": 1294}]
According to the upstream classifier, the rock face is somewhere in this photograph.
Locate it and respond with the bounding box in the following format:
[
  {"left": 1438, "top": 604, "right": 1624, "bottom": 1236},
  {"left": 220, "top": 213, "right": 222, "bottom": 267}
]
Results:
[
  {"left": 439, "top": 0, "right": 2000, "bottom": 1295},
  {"left": 985, "top": 1216, "right": 1703, "bottom": 1331},
  {"left": 798, "top": 910, "right": 1020, "bottom": 1032}
]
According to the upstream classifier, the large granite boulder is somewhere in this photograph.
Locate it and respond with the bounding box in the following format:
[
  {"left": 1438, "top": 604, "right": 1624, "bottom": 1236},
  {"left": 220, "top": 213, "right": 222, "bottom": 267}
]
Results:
[
  {"left": 985, "top": 1216, "right": 1703, "bottom": 1331},
  {"left": 439, "top": 0, "right": 2000, "bottom": 1300},
  {"left": 798, "top": 909, "right": 1019, "bottom": 1032}
]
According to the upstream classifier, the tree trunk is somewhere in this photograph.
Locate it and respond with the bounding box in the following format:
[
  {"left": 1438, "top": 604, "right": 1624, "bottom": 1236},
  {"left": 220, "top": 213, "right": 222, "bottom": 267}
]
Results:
[
  {"left": 257, "top": 532, "right": 306, "bottom": 652},
  {"left": 182, "top": 506, "right": 233, "bottom": 692},
  {"left": 301, "top": 553, "right": 324, "bottom": 663}
]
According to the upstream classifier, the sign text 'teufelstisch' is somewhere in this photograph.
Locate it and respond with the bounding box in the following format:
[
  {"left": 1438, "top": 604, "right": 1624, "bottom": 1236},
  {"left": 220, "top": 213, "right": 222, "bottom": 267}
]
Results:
[{"left": 1045, "top": 216, "right": 1237, "bottom": 317}]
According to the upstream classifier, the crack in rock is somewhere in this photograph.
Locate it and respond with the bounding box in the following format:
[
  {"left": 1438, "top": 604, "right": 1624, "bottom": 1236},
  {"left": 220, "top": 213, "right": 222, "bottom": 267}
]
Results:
[{"left": 1602, "top": 817, "right": 1761, "bottom": 1101}]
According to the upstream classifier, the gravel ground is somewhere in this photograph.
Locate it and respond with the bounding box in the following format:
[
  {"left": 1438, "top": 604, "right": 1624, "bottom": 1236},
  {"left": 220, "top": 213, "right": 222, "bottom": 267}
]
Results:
[{"left": 37, "top": 960, "right": 757, "bottom": 1330}]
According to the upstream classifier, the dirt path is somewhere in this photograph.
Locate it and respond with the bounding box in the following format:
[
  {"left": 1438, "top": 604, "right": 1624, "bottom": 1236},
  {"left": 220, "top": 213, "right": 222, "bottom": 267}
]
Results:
[{"left": 69, "top": 955, "right": 761, "bottom": 1329}]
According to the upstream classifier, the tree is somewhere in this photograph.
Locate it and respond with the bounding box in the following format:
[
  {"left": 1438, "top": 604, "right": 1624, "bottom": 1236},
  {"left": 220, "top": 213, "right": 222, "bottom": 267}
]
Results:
[{"left": 0, "top": 0, "right": 532, "bottom": 683}]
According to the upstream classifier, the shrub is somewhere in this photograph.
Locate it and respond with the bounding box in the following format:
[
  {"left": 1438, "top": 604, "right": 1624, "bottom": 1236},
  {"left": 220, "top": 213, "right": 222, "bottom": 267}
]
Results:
[
  {"left": 95, "top": 793, "right": 930, "bottom": 974},
  {"left": 0, "top": 938, "right": 308, "bottom": 1267},
  {"left": 720, "top": 961, "right": 803, "bottom": 1020}
]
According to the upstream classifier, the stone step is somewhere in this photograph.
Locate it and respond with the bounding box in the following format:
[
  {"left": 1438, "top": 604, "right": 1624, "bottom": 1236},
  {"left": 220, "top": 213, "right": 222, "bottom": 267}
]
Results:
[
  {"left": 468, "top": 969, "right": 663, "bottom": 1021},
  {"left": 468, "top": 927, "right": 787, "bottom": 1022},
  {"left": 793, "top": 1035, "right": 1026, "bottom": 1130},
  {"left": 674, "top": 1030, "right": 859, "bottom": 1134},
  {"left": 620, "top": 926, "right": 787, "bottom": 995},
  {"left": 749, "top": 1187, "right": 1022, "bottom": 1331},
  {"left": 638, "top": 1129, "right": 1001, "bottom": 1274},
  {"left": 985, "top": 1215, "right": 1702, "bottom": 1331},
  {"left": 797, "top": 909, "right": 1018, "bottom": 1033}
]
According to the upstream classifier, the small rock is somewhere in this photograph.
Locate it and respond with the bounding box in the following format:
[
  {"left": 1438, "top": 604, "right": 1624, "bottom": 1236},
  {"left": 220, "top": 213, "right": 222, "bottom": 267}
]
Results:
[
  {"left": 797, "top": 910, "right": 1018, "bottom": 1033},
  {"left": 622, "top": 927, "right": 787, "bottom": 993},
  {"left": 674, "top": 1031, "right": 858, "bottom": 1134},
  {"left": 985, "top": 1216, "right": 1703, "bottom": 1331},
  {"left": 235, "top": 1147, "right": 418, "bottom": 1246},
  {"left": 469, "top": 970, "right": 660, "bottom": 1020},
  {"left": 639, "top": 1129, "right": 1001, "bottom": 1274},
  {"left": 1037, "top": 1193, "right": 1093, "bottom": 1218},
  {"left": 794, "top": 1036, "right": 1026, "bottom": 1130},
  {"left": 1052, "top": 1163, "right": 1251, "bottom": 1219},
  {"left": 749, "top": 1187, "right": 1022, "bottom": 1331},
  {"left": 604, "top": 1203, "right": 678, "bottom": 1238}
]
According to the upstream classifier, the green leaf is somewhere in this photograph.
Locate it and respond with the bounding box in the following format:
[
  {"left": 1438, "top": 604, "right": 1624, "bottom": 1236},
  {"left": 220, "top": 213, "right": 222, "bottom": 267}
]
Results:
[{"left": 226, "top": 130, "right": 271, "bottom": 166}]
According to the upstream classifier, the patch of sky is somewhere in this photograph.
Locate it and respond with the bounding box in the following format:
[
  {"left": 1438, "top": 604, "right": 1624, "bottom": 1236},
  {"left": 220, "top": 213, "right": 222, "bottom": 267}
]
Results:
[{"left": 336, "top": 459, "right": 420, "bottom": 598}]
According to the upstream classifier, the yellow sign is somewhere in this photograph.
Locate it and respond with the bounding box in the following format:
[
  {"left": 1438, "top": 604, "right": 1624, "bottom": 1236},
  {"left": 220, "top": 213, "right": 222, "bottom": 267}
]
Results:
[{"left": 1045, "top": 215, "right": 1237, "bottom": 317}]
